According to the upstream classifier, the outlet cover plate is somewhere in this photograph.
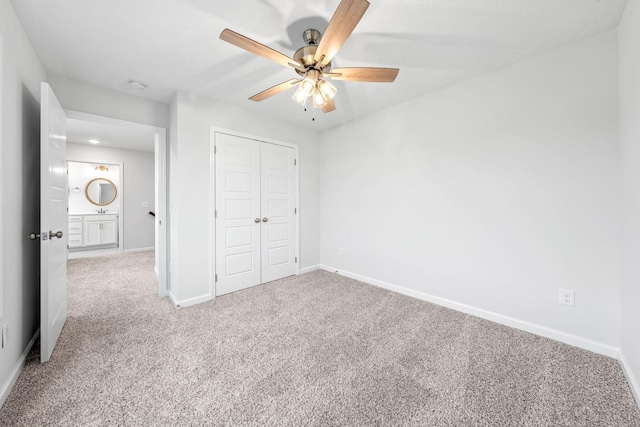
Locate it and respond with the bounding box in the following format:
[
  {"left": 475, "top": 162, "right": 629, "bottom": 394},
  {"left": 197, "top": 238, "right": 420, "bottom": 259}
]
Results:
[{"left": 559, "top": 288, "right": 575, "bottom": 307}]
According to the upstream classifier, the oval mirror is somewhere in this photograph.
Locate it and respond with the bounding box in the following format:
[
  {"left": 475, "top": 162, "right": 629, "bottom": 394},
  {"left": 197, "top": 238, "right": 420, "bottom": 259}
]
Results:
[{"left": 85, "top": 178, "right": 117, "bottom": 206}]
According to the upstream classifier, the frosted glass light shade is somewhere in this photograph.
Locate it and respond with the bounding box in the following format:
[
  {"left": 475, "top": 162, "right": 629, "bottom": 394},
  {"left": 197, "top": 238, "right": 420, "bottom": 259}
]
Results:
[
  {"left": 299, "top": 76, "right": 316, "bottom": 97},
  {"left": 318, "top": 79, "right": 337, "bottom": 101},
  {"left": 292, "top": 87, "right": 309, "bottom": 106},
  {"left": 313, "top": 90, "right": 327, "bottom": 108}
]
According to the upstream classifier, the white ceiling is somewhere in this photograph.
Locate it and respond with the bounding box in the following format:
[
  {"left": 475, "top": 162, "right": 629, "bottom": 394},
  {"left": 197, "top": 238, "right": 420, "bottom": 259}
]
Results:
[
  {"left": 12, "top": 0, "right": 629, "bottom": 131},
  {"left": 67, "top": 118, "right": 155, "bottom": 152}
]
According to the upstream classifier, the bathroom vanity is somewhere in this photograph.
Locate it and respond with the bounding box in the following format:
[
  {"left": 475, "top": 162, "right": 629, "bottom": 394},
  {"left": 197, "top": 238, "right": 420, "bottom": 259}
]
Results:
[
  {"left": 68, "top": 214, "right": 118, "bottom": 249},
  {"left": 67, "top": 164, "right": 121, "bottom": 252}
]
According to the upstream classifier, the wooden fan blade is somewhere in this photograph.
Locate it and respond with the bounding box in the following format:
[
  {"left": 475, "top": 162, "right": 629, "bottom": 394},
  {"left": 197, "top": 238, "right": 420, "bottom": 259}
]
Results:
[
  {"left": 322, "top": 98, "right": 336, "bottom": 113},
  {"left": 249, "top": 79, "right": 301, "bottom": 102},
  {"left": 329, "top": 67, "right": 399, "bottom": 82},
  {"left": 314, "top": 0, "right": 370, "bottom": 67},
  {"left": 220, "top": 29, "right": 302, "bottom": 69}
]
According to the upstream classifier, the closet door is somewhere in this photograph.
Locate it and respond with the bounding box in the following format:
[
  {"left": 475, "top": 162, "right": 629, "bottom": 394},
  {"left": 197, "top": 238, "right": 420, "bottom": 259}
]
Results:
[
  {"left": 215, "top": 133, "right": 261, "bottom": 296},
  {"left": 261, "top": 143, "right": 296, "bottom": 283}
]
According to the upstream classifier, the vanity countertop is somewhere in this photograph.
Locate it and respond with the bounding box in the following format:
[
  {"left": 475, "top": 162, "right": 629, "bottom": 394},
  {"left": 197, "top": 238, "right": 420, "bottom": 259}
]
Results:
[{"left": 70, "top": 212, "right": 119, "bottom": 216}]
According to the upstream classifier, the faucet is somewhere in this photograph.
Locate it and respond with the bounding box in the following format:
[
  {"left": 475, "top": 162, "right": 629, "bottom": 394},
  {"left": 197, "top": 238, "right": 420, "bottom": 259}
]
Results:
[{"left": 96, "top": 208, "right": 107, "bottom": 214}]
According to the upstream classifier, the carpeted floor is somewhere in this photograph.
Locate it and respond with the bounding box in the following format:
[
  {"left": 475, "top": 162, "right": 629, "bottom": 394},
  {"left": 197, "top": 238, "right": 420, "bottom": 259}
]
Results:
[{"left": 1, "top": 251, "right": 639, "bottom": 426}]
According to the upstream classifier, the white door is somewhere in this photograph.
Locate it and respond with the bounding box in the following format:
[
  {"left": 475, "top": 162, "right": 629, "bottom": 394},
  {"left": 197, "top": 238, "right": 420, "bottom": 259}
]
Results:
[
  {"left": 40, "top": 83, "right": 68, "bottom": 363},
  {"left": 261, "top": 143, "right": 296, "bottom": 283},
  {"left": 215, "top": 133, "right": 261, "bottom": 296}
]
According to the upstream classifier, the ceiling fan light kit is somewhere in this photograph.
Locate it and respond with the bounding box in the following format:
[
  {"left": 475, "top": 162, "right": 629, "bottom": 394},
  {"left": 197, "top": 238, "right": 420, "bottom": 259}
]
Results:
[
  {"left": 219, "top": 0, "right": 399, "bottom": 115},
  {"left": 291, "top": 68, "right": 338, "bottom": 108}
]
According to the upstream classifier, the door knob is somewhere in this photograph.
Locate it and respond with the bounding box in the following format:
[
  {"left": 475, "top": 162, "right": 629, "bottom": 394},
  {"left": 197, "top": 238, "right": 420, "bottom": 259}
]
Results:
[
  {"left": 29, "top": 231, "right": 62, "bottom": 240},
  {"left": 254, "top": 218, "right": 260, "bottom": 223},
  {"left": 262, "top": 217, "right": 268, "bottom": 222}
]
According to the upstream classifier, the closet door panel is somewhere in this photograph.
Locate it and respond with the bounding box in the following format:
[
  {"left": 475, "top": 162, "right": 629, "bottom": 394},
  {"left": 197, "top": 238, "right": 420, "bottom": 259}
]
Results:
[
  {"left": 215, "top": 133, "right": 261, "bottom": 296},
  {"left": 261, "top": 143, "right": 296, "bottom": 283}
]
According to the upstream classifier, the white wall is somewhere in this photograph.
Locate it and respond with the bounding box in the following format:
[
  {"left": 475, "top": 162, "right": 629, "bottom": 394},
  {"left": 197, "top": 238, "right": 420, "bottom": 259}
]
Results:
[
  {"left": 67, "top": 143, "right": 155, "bottom": 251},
  {"left": 48, "top": 74, "right": 169, "bottom": 130},
  {"left": 619, "top": 0, "right": 640, "bottom": 404},
  {"left": 319, "top": 31, "right": 621, "bottom": 352},
  {"left": 169, "top": 92, "right": 320, "bottom": 305},
  {"left": 0, "top": 1, "right": 48, "bottom": 406}
]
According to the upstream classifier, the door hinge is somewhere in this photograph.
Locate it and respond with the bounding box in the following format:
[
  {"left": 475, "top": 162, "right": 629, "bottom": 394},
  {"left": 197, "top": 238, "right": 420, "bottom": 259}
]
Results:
[
  {"left": 214, "top": 146, "right": 217, "bottom": 154},
  {"left": 215, "top": 210, "right": 217, "bottom": 218},
  {"left": 294, "top": 159, "right": 297, "bottom": 166},
  {"left": 215, "top": 274, "right": 218, "bottom": 282},
  {"left": 295, "top": 257, "right": 298, "bottom": 263},
  {"left": 294, "top": 208, "right": 297, "bottom": 214}
]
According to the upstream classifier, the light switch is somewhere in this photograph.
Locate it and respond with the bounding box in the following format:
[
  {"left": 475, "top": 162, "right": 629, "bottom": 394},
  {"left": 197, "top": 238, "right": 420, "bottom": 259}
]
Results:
[{"left": 142, "top": 201, "right": 149, "bottom": 208}]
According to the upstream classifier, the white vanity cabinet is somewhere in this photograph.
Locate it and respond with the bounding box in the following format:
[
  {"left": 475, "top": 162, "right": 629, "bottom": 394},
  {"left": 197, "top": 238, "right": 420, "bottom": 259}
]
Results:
[
  {"left": 67, "top": 214, "right": 118, "bottom": 249},
  {"left": 68, "top": 216, "right": 84, "bottom": 248},
  {"left": 83, "top": 215, "right": 118, "bottom": 247}
]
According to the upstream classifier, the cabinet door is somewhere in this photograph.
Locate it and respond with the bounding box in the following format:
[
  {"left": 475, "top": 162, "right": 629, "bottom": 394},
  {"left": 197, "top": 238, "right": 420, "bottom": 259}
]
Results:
[
  {"left": 84, "top": 222, "right": 102, "bottom": 246},
  {"left": 101, "top": 220, "right": 118, "bottom": 245}
]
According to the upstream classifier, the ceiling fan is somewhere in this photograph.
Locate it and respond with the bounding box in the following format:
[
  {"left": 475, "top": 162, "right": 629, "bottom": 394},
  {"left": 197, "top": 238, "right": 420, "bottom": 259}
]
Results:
[{"left": 219, "top": 0, "right": 399, "bottom": 114}]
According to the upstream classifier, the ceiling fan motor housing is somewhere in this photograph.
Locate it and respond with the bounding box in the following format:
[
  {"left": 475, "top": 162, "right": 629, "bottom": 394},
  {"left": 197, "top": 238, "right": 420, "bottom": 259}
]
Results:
[{"left": 293, "top": 29, "right": 331, "bottom": 76}]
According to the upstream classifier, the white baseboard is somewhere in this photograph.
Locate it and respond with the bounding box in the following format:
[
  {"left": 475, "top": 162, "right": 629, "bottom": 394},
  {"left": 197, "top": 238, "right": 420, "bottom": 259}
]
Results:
[
  {"left": 319, "top": 265, "right": 619, "bottom": 359},
  {"left": 0, "top": 328, "right": 39, "bottom": 409},
  {"left": 169, "top": 291, "right": 212, "bottom": 309},
  {"left": 619, "top": 350, "right": 640, "bottom": 408},
  {"left": 123, "top": 247, "right": 154, "bottom": 254},
  {"left": 299, "top": 264, "right": 322, "bottom": 274},
  {"left": 168, "top": 291, "right": 179, "bottom": 308}
]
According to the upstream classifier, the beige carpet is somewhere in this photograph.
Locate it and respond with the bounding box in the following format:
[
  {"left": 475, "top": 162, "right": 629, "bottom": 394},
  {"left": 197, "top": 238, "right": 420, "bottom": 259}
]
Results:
[{"left": 1, "top": 251, "right": 639, "bottom": 426}]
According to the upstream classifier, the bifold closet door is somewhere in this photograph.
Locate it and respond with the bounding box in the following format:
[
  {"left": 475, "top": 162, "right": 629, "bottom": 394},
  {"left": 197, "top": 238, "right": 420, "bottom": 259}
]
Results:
[
  {"left": 215, "top": 133, "right": 262, "bottom": 296},
  {"left": 215, "top": 134, "right": 296, "bottom": 296},
  {"left": 261, "top": 142, "right": 296, "bottom": 283}
]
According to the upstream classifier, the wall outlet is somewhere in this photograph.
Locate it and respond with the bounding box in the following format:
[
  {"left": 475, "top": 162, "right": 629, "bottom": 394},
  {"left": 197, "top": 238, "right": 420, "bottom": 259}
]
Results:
[
  {"left": 338, "top": 247, "right": 344, "bottom": 256},
  {"left": 1, "top": 323, "right": 8, "bottom": 348},
  {"left": 559, "top": 289, "right": 575, "bottom": 307}
]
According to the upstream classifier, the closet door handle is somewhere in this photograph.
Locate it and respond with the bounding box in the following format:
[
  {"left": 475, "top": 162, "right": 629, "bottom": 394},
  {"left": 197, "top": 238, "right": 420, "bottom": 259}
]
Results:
[
  {"left": 262, "top": 217, "right": 268, "bottom": 222},
  {"left": 254, "top": 218, "right": 260, "bottom": 223}
]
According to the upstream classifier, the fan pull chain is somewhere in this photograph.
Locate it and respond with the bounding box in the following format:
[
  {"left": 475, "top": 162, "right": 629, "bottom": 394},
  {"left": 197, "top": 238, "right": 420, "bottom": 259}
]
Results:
[{"left": 301, "top": 100, "right": 315, "bottom": 121}]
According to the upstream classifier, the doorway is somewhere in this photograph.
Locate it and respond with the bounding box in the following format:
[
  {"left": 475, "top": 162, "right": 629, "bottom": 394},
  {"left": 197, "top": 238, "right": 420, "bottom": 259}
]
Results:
[{"left": 64, "top": 111, "right": 168, "bottom": 297}]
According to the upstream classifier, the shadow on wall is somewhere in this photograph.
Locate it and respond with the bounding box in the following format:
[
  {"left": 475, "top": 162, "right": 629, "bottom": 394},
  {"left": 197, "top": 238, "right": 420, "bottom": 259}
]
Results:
[{"left": 21, "top": 84, "right": 41, "bottom": 349}]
